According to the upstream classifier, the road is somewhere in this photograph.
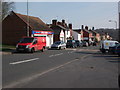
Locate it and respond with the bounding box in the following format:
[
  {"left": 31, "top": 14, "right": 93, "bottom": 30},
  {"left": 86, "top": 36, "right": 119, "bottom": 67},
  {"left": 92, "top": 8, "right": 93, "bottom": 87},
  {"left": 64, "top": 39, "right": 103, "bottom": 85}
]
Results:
[{"left": 2, "top": 46, "right": 119, "bottom": 88}]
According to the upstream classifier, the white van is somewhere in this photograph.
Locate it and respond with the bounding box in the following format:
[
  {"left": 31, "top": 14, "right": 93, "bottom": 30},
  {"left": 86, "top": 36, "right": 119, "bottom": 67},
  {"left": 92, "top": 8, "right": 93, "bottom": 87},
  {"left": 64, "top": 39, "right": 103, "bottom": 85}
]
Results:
[{"left": 100, "top": 40, "right": 119, "bottom": 53}]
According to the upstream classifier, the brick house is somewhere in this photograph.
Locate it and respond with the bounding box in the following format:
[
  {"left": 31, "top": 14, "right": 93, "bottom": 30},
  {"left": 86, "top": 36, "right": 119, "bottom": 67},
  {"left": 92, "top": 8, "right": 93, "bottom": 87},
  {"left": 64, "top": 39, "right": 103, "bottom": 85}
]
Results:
[
  {"left": 2, "top": 11, "right": 53, "bottom": 45},
  {"left": 89, "top": 29, "right": 101, "bottom": 42},
  {"left": 82, "top": 26, "right": 93, "bottom": 43},
  {"left": 49, "top": 19, "right": 72, "bottom": 43}
]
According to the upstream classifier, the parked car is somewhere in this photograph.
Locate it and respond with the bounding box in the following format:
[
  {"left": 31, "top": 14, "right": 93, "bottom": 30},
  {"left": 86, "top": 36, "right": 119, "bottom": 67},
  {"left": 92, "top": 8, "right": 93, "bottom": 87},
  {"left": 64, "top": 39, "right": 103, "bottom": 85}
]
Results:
[
  {"left": 100, "top": 40, "right": 119, "bottom": 53},
  {"left": 16, "top": 36, "right": 46, "bottom": 53},
  {"left": 75, "top": 40, "right": 83, "bottom": 47},
  {"left": 115, "top": 43, "right": 120, "bottom": 56},
  {"left": 82, "top": 41, "right": 88, "bottom": 47},
  {"left": 93, "top": 41, "right": 97, "bottom": 46},
  {"left": 66, "top": 40, "right": 77, "bottom": 48},
  {"left": 51, "top": 41, "right": 66, "bottom": 50},
  {"left": 88, "top": 41, "right": 93, "bottom": 46}
]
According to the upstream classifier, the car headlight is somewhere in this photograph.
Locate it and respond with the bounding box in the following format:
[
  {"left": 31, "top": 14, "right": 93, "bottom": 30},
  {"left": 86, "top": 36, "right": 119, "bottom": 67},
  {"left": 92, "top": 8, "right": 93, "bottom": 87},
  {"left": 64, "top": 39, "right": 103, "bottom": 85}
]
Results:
[
  {"left": 26, "top": 45, "right": 30, "bottom": 48},
  {"left": 58, "top": 45, "right": 61, "bottom": 47}
]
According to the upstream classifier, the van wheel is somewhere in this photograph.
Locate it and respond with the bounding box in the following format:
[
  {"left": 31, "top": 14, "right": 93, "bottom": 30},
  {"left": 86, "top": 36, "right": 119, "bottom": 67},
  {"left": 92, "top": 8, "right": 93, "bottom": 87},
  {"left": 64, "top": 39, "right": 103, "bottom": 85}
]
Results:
[
  {"left": 41, "top": 47, "right": 45, "bottom": 52},
  {"left": 31, "top": 48, "right": 35, "bottom": 53},
  {"left": 102, "top": 50, "right": 106, "bottom": 53}
]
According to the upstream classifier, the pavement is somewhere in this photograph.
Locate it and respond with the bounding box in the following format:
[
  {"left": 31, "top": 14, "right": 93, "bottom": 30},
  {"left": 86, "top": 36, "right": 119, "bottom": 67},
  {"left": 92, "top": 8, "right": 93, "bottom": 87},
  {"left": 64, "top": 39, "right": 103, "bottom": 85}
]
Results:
[
  {"left": 0, "top": 45, "right": 99, "bottom": 55},
  {"left": 0, "top": 47, "right": 15, "bottom": 55}
]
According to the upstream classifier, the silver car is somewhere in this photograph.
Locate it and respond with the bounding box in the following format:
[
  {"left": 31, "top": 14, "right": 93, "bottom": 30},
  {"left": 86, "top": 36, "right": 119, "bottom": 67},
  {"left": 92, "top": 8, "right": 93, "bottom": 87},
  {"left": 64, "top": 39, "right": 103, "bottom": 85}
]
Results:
[{"left": 51, "top": 41, "right": 66, "bottom": 50}]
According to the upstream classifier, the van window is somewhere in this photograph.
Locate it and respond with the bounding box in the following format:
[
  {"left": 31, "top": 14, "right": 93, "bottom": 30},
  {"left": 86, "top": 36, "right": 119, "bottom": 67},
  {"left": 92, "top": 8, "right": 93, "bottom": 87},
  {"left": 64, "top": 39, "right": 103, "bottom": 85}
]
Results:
[
  {"left": 20, "top": 38, "right": 34, "bottom": 43},
  {"left": 33, "top": 40, "right": 37, "bottom": 45}
]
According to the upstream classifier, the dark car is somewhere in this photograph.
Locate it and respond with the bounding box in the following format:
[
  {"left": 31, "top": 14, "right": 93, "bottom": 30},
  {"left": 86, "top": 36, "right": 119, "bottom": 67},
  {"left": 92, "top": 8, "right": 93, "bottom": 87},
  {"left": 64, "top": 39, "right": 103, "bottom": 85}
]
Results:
[
  {"left": 82, "top": 41, "right": 88, "bottom": 47},
  {"left": 66, "top": 40, "right": 77, "bottom": 48},
  {"left": 75, "top": 40, "right": 82, "bottom": 47}
]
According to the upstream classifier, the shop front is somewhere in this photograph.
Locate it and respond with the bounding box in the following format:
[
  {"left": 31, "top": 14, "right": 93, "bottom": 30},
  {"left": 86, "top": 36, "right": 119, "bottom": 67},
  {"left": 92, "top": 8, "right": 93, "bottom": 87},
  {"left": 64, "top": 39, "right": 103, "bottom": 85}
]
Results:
[{"left": 32, "top": 30, "right": 54, "bottom": 48}]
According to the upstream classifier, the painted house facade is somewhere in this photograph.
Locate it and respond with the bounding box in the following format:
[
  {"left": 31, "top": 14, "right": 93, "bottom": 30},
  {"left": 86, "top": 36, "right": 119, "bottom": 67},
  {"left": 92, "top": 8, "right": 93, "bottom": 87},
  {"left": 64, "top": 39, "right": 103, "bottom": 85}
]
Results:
[
  {"left": 72, "top": 29, "right": 83, "bottom": 41},
  {"left": 2, "top": 11, "right": 53, "bottom": 46},
  {"left": 50, "top": 19, "right": 72, "bottom": 43}
]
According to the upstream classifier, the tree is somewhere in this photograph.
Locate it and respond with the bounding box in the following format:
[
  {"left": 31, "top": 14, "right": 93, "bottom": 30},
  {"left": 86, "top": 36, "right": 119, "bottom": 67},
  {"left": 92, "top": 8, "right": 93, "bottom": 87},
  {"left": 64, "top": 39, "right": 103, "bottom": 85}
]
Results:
[{"left": 1, "top": 0, "right": 14, "bottom": 20}]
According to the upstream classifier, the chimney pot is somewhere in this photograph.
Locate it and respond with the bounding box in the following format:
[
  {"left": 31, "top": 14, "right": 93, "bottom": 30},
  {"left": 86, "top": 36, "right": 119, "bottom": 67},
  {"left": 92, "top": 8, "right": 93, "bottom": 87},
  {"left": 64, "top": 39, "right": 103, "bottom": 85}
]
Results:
[
  {"left": 52, "top": 19, "right": 57, "bottom": 25},
  {"left": 62, "top": 19, "right": 65, "bottom": 24},
  {"left": 81, "top": 25, "right": 84, "bottom": 30},
  {"left": 69, "top": 23, "right": 72, "bottom": 29},
  {"left": 85, "top": 26, "right": 88, "bottom": 30}
]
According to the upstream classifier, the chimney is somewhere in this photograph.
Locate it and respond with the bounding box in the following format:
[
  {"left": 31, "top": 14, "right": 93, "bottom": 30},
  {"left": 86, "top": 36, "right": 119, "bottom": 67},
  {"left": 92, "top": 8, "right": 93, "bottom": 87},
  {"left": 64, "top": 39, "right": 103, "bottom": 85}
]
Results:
[
  {"left": 85, "top": 26, "right": 88, "bottom": 30},
  {"left": 81, "top": 25, "right": 84, "bottom": 30},
  {"left": 52, "top": 19, "right": 57, "bottom": 25},
  {"left": 62, "top": 19, "right": 65, "bottom": 24},
  {"left": 69, "top": 23, "right": 72, "bottom": 29},
  {"left": 92, "top": 27, "right": 94, "bottom": 30}
]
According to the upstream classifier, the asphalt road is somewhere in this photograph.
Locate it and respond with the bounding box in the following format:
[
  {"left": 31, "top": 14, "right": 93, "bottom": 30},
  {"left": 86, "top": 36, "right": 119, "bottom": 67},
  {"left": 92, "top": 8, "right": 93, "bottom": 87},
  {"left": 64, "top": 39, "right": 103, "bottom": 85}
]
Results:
[{"left": 2, "top": 46, "right": 120, "bottom": 88}]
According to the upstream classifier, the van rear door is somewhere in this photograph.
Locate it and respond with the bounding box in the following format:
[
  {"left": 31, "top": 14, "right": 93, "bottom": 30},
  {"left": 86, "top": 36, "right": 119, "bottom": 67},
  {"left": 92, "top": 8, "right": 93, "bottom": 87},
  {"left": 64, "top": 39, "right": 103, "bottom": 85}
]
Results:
[{"left": 37, "top": 37, "right": 46, "bottom": 50}]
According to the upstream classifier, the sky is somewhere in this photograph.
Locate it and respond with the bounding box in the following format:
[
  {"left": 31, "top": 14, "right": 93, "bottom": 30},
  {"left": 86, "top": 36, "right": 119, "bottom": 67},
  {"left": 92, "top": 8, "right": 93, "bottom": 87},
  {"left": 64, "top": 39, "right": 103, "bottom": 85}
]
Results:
[{"left": 13, "top": 2, "right": 118, "bottom": 29}]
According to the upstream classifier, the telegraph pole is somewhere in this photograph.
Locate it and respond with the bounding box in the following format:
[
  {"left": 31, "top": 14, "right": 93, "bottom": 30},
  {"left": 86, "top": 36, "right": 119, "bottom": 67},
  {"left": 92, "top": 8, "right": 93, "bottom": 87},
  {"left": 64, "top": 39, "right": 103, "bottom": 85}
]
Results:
[
  {"left": 27, "top": 0, "right": 29, "bottom": 37},
  {"left": 118, "top": 1, "right": 120, "bottom": 43}
]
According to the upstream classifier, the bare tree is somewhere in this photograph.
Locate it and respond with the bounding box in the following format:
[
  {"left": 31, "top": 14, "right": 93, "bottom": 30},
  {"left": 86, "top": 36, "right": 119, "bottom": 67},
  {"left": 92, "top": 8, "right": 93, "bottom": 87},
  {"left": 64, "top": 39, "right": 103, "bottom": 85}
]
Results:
[
  {"left": 0, "top": 0, "right": 2, "bottom": 21},
  {"left": 1, "top": 0, "right": 15, "bottom": 20}
]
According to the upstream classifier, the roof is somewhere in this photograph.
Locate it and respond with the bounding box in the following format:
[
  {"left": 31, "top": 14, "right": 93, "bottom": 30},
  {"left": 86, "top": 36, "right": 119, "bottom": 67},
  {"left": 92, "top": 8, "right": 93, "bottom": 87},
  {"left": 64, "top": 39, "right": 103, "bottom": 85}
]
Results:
[
  {"left": 50, "top": 24, "right": 69, "bottom": 31},
  {"left": 83, "top": 29, "right": 92, "bottom": 33},
  {"left": 89, "top": 30, "right": 99, "bottom": 34},
  {"left": 73, "top": 29, "right": 82, "bottom": 34},
  {"left": 12, "top": 11, "right": 53, "bottom": 31}
]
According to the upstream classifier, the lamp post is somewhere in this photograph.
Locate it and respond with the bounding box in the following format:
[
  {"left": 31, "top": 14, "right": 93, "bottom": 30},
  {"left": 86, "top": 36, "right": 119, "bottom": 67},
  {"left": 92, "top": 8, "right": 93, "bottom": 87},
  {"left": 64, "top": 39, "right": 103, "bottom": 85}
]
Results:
[{"left": 109, "top": 20, "right": 117, "bottom": 30}]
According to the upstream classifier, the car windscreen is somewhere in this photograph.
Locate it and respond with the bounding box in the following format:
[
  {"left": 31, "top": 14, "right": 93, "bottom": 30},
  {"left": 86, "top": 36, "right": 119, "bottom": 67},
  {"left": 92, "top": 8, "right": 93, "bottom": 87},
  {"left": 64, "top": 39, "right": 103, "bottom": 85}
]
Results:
[
  {"left": 19, "top": 38, "right": 34, "bottom": 43},
  {"left": 54, "top": 41, "right": 61, "bottom": 44},
  {"left": 75, "top": 40, "right": 79, "bottom": 43}
]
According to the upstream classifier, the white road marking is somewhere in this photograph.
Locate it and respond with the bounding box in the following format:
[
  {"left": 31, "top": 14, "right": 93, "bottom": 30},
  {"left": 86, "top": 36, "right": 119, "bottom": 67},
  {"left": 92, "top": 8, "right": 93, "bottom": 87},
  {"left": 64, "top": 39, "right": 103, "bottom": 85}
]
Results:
[
  {"left": 54, "top": 53, "right": 63, "bottom": 56},
  {"left": 68, "top": 51, "right": 75, "bottom": 54},
  {"left": 9, "top": 58, "right": 39, "bottom": 65},
  {"left": 4, "top": 54, "right": 92, "bottom": 88},
  {"left": 49, "top": 53, "right": 63, "bottom": 57},
  {"left": 49, "top": 55, "right": 54, "bottom": 57}
]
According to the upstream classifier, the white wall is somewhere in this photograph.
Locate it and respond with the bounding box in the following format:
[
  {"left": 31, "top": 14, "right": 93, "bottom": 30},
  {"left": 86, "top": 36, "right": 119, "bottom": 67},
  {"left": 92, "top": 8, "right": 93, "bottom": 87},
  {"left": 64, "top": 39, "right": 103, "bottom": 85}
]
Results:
[
  {"left": 60, "top": 30, "right": 64, "bottom": 42},
  {"left": 65, "top": 30, "right": 71, "bottom": 39},
  {"left": 46, "top": 35, "right": 53, "bottom": 47},
  {"left": 72, "top": 31, "right": 81, "bottom": 40}
]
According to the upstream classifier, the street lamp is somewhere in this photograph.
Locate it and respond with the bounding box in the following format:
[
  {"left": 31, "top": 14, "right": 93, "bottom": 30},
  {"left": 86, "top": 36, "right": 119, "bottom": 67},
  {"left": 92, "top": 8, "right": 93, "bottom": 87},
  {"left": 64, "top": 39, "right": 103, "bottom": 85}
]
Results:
[{"left": 109, "top": 20, "right": 117, "bottom": 30}]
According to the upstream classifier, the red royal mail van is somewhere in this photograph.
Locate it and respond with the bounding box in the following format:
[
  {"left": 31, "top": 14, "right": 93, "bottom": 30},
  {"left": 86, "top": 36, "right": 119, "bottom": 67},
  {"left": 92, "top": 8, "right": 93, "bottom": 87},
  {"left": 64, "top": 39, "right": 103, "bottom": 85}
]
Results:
[{"left": 16, "top": 36, "right": 46, "bottom": 53}]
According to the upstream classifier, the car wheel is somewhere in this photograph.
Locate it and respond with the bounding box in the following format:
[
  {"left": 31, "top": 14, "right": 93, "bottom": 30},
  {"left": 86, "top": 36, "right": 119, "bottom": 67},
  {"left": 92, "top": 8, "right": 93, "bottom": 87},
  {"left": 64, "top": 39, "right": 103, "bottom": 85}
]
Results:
[
  {"left": 31, "top": 48, "right": 35, "bottom": 53},
  {"left": 59, "top": 47, "right": 61, "bottom": 50},
  {"left": 118, "top": 54, "right": 120, "bottom": 57},
  {"left": 102, "top": 50, "right": 106, "bottom": 53}
]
